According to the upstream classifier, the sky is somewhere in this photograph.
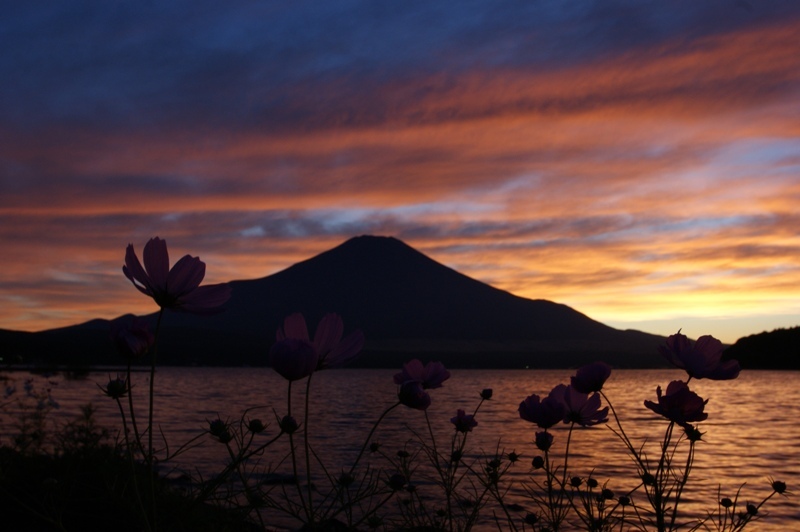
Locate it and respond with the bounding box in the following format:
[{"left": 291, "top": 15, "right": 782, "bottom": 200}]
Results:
[{"left": 1, "top": 1, "right": 799, "bottom": 344}]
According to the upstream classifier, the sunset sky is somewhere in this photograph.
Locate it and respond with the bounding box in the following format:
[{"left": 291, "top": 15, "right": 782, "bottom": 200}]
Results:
[{"left": 1, "top": 1, "right": 799, "bottom": 344}]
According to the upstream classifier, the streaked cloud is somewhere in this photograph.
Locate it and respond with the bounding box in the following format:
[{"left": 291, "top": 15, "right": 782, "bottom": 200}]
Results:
[{"left": 1, "top": 1, "right": 799, "bottom": 343}]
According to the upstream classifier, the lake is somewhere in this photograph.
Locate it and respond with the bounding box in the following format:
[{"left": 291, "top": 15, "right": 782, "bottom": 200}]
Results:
[{"left": 2, "top": 367, "right": 797, "bottom": 530}]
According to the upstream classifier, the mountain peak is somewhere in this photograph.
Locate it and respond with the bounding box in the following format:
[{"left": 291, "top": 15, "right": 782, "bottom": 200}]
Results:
[{"left": 329, "top": 234, "right": 416, "bottom": 257}]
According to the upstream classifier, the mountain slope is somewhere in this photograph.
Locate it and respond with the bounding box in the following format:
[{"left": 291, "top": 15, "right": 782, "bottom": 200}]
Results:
[{"left": 2, "top": 235, "right": 666, "bottom": 368}]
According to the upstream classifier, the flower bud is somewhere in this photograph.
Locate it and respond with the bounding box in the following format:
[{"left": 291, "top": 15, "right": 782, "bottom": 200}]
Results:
[
  {"left": 570, "top": 476, "right": 582, "bottom": 487},
  {"left": 619, "top": 496, "right": 630, "bottom": 506},
  {"left": 720, "top": 497, "right": 733, "bottom": 508},
  {"left": 218, "top": 430, "right": 233, "bottom": 444},
  {"left": 480, "top": 388, "right": 493, "bottom": 400},
  {"left": 247, "top": 419, "right": 266, "bottom": 434},
  {"left": 101, "top": 377, "right": 128, "bottom": 399},
  {"left": 601, "top": 488, "right": 614, "bottom": 500},
  {"left": 208, "top": 418, "right": 227, "bottom": 437},
  {"left": 279, "top": 415, "right": 298, "bottom": 435},
  {"left": 684, "top": 425, "right": 704, "bottom": 442},
  {"left": 524, "top": 513, "right": 539, "bottom": 525},
  {"left": 532, "top": 456, "right": 545, "bottom": 469},
  {"left": 369, "top": 442, "right": 381, "bottom": 453},
  {"left": 535, "top": 431, "right": 553, "bottom": 451},
  {"left": 587, "top": 478, "right": 599, "bottom": 489},
  {"left": 771, "top": 480, "right": 787, "bottom": 494},
  {"left": 338, "top": 472, "right": 355, "bottom": 487},
  {"left": 388, "top": 473, "right": 407, "bottom": 491}
]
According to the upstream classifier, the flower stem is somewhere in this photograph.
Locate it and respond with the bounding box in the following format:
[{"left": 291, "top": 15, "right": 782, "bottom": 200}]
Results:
[
  {"left": 147, "top": 308, "right": 164, "bottom": 466},
  {"left": 303, "top": 373, "right": 314, "bottom": 525},
  {"left": 348, "top": 401, "right": 400, "bottom": 476}
]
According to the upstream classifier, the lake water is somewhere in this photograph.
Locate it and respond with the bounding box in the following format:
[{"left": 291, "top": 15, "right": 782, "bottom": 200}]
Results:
[{"left": 2, "top": 367, "right": 797, "bottom": 530}]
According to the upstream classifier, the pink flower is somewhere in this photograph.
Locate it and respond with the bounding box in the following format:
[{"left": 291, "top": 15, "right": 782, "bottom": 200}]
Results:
[
  {"left": 518, "top": 384, "right": 567, "bottom": 429},
  {"left": 123, "top": 237, "right": 231, "bottom": 313},
  {"left": 644, "top": 380, "right": 708, "bottom": 428},
  {"left": 570, "top": 362, "right": 612, "bottom": 393},
  {"left": 398, "top": 381, "right": 431, "bottom": 410},
  {"left": 450, "top": 409, "right": 478, "bottom": 433},
  {"left": 393, "top": 359, "right": 450, "bottom": 389},
  {"left": 276, "top": 313, "right": 364, "bottom": 369},
  {"left": 659, "top": 331, "right": 740, "bottom": 380},
  {"left": 268, "top": 338, "right": 319, "bottom": 381},
  {"left": 562, "top": 386, "right": 608, "bottom": 427},
  {"left": 110, "top": 318, "right": 154, "bottom": 359}
]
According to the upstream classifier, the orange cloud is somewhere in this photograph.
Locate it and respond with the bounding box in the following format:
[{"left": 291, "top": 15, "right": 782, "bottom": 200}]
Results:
[{"left": 1, "top": 20, "right": 799, "bottom": 344}]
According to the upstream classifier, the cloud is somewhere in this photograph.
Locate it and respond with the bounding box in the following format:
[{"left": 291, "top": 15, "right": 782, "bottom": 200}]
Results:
[{"left": 1, "top": 2, "right": 799, "bottom": 343}]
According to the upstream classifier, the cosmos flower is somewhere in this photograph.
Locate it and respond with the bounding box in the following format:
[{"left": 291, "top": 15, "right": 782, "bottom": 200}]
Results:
[
  {"left": 659, "top": 331, "right": 740, "bottom": 380},
  {"left": 644, "top": 380, "right": 708, "bottom": 428},
  {"left": 570, "top": 362, "right": 612, "bottom": 394},
  {"left": 398, "top": 381, "right": 431, "bottom": 410},
  {"left": 123, "top": 237, "right": 231, "bottom": 313},
  {"left": 393, "top": 359, "right": 450, "bottom": 389},
  {"left": 276, "top": 313, "right": 364, "bottom": 369},
  {"left": 268, "top": 338, "right": 319, "bottom": 381},
  {"left": 518, "top": 384, "right": 568, "bottom": 429},
  {"left": 450, "top": 409, "right": 478, "bottom": 433},
  {"left": 562, "top": 385, "right": 608, "bottom": 427},
  {"left": 110, "top": 317, "right": 154, "bottom": 359}
]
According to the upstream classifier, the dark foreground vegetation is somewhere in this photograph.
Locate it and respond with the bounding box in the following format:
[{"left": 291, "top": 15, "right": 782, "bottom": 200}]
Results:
[{"left": 0, "top": 405, "right": 261, "bottom": 532}]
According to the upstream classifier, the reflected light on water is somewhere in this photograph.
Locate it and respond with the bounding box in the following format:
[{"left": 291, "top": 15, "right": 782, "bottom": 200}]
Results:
[{"left": 2, "top": 368, "right": 797, "bottom": 530}]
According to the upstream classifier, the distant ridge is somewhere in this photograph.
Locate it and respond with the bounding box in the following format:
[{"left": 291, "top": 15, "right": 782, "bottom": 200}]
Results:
[
  {"left": 723, "top": 327, "right": 800, "bottom": 369},
  {"left": 1, "top": 235, "right": 667, "bottom": 368}
]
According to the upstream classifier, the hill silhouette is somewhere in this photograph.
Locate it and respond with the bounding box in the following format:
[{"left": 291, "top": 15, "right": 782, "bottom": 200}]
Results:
[
  {"left": 2, "top": 235, "right": 667, "bottom": 368},
  {"left": 723, "top": 326, "right": 800, "bottom": 369}
]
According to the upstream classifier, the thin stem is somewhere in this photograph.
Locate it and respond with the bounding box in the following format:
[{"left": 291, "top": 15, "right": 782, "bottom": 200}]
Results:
[
  {"left": 147, "top": 308, "right": 164, "bottom": 466},
  {"left": 601, "top": 391, "right": 648, "bottom": 473},
  {"left": 125, "top": 360, "right": 145, "bottom": 460},
  {"left": 146, "top": 307, "right": 164, "bottom": 532},
  {"left": 348, "top": 401, "right": 400, "bottom": 476},
  {"left": 669, "top": 438, "right": 695, "bottom": 530},
  {"left": 286, "top": 380, "right": 309, "bottom": 522},
  {"left": 116, "top": 397, "right": 151, "bottom": 532},
  {"left": 654, "top": 421, "right": 675, "bottom": 531},
  {"left": 303, "top": 373, "right": 314, "bottom": 525}
]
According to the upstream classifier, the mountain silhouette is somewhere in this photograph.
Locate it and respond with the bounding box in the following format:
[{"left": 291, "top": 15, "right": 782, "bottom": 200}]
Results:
[{"left": 1, "top": 235, "right": 667, "bottom": 368}]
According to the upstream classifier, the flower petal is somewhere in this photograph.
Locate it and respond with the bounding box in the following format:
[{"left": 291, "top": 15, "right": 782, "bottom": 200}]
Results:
[
  {"left": 123, "top": 244, "right": 153, "bottom": 294},
  {"left": 142, "top": 237, "right": 170, "bottom": 292},
  {"left": 313, "top": 313, "right": 344, "bottom": 356},
  {"left": 323, "top": 329, "right": 365, "bottom": 367},
  {"left": 393, "top": 359, "right": 424, "bottom": 385},
  {"left": 177, "top": 283, "right": 231, "bottom": 313},
  {"left": 280, "top": 313, "right": 310, "bottom": 342},
  {"left": 167, "top": 255, "right": 206, "bottom": 296}
]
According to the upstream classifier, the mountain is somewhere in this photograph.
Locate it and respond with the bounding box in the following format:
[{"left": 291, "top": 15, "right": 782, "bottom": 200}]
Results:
[
  {"left": 723, "top": 327, "right": 800, "bottom": 369},
  {"left": 1, "top": 235, "right": 667, "bottom": 368}
]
